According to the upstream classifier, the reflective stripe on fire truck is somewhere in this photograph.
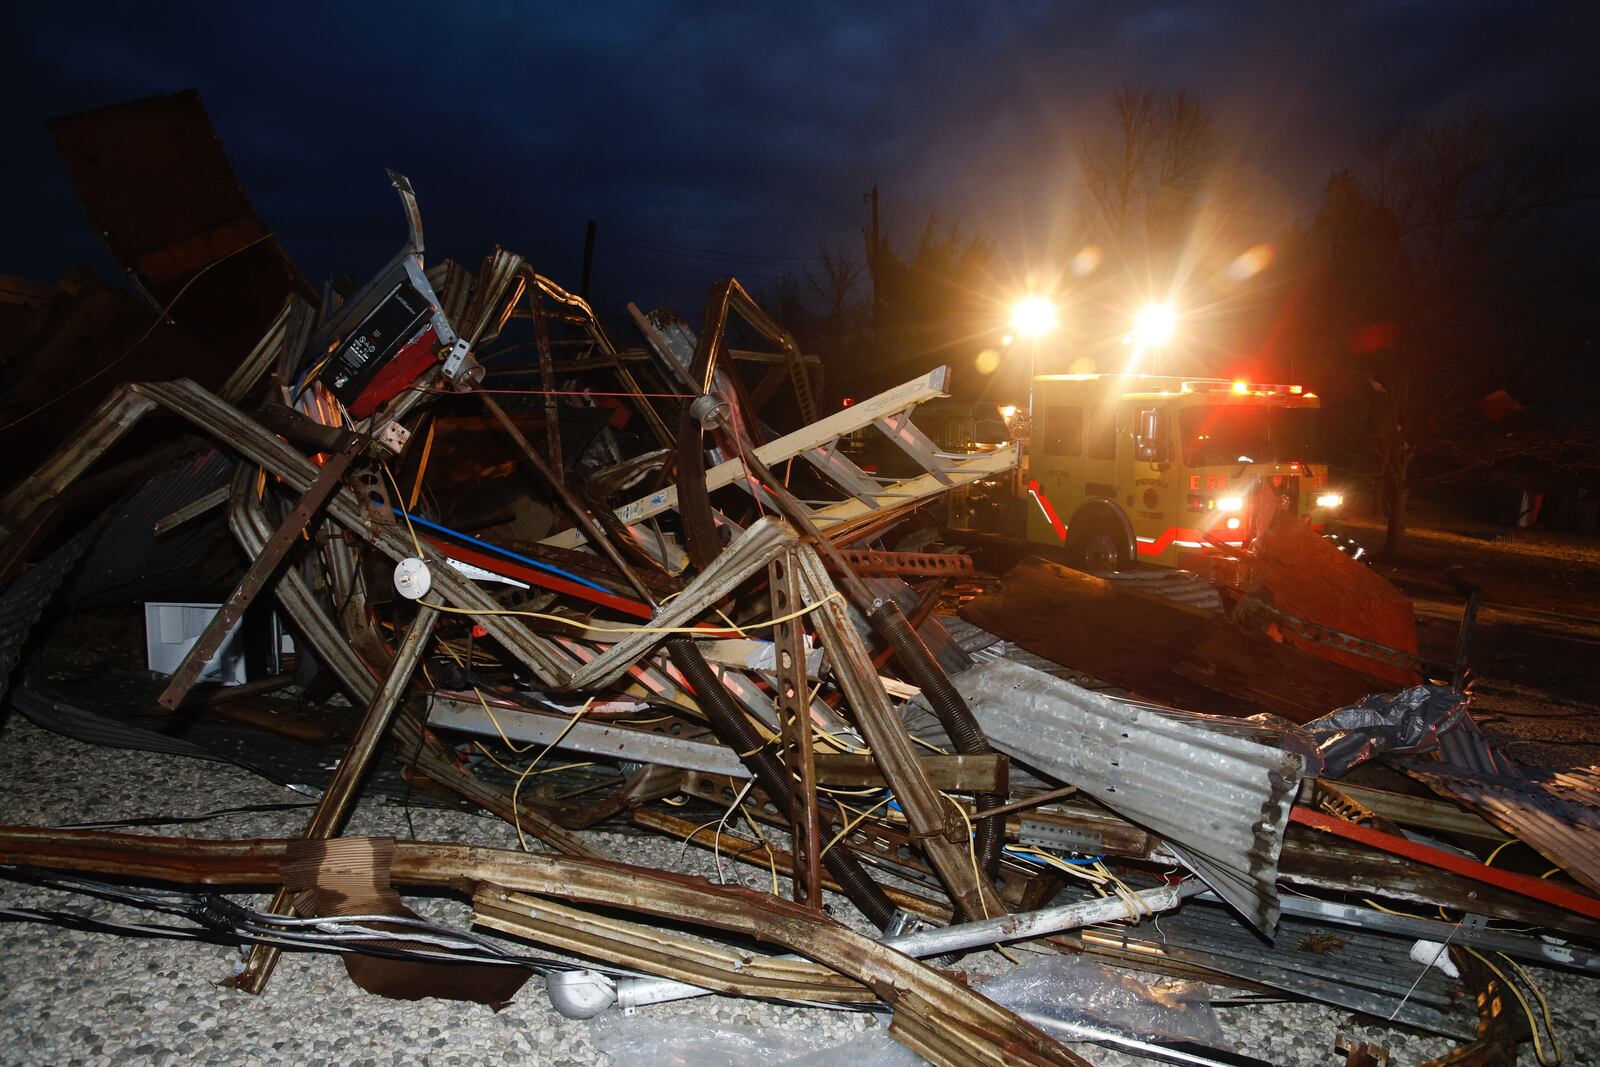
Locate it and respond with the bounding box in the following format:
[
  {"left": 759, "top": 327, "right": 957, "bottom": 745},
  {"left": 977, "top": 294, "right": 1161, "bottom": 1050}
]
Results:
[
  {"left": 1026, "top": 480, "right": 1068, "bottom": 541},
  {"left": 1135, "top": 529, "right": 1246, "bottom": 554}
]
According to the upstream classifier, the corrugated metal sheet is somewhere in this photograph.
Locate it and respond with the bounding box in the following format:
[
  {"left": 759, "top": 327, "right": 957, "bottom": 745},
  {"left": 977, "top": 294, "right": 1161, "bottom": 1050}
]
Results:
[
  {"left": 1080, "top": 899, "right": 1479, "bottom": 1039},
  {"left": 950, "top": 657, "right": 1302, "bottom": 933},
  {"left": 47, "top": 90, "right": 312, "bottom": 361},
  {"left": 0, "top": 516, "right": 106, "bottom": 704},
  {"left": 67, "top": 448, "right": 235, "bottom": 607},
  {"left": 1407, "top": 761, "right": 1600, "bottom": 896}
]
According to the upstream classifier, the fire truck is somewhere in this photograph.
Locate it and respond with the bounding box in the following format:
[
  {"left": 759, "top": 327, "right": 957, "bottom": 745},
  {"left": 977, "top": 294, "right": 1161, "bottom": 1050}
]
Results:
[{"left": 956, "top": 374, "right": 1344, "bottom": 571}]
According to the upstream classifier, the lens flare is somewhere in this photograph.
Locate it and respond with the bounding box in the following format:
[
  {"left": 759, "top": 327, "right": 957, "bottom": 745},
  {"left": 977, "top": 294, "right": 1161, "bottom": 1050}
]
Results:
[
  {"left": 1071, "top": 245, "right": 1103, "bottom": 277},
  {"left": 975, "top": 349, "right": 1001, "bottom": 374},
  {"left": 1227, "top": 244, "right": 1275, "bottom": 281}
]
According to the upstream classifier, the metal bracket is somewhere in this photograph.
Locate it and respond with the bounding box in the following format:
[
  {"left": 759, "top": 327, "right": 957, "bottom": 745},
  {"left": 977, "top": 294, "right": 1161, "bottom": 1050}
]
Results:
[{"left": 1018, "top": 818, "right": 1104, "bottom": 855}]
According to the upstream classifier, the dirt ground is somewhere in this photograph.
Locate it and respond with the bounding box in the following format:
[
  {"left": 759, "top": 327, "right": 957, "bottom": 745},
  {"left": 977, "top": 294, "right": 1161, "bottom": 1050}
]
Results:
[{"left": 1339, "top": 501, "right": 1600, "bottom": 769}]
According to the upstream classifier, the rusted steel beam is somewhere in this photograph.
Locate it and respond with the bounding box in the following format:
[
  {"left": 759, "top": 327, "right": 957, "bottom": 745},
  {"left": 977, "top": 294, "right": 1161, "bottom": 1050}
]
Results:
[
  {"left": 473, "top": 887, "right": 874, "bottom": 1004},
  {"left": 157, "top": 438, "right": 361, "bottom": 710},
  {"left": 811, "top": 752, "right": 1008, "bottom": 793},
  {"left": 794, "top": 545, "right": 1007, "bottom": 923},
  {"left": 769, "top": 554, "right": 823, "bottom": 910},
  {"left": 1291, "top": 806, "right": 1600, "bottom": 920},
  {"left": 232, "top": 598, "right": 441, "bottom": 994},
  {"left": 835, "top": 549, "right": 974, "bottom": 579},
  {"left": 0, "top": 829, "right": 1088, "bottom": 1067},
  {"left": 530, "top": 294, "right": 564, "bottom": 485}
]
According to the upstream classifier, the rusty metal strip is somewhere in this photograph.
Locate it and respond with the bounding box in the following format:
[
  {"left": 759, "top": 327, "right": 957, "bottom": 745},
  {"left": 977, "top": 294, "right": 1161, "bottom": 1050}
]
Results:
[
  {"left": 472, "top": 886, "right": 872, "bottom": 1003},
  {"left": 836, "top": 548, "right": 975, "bottom": 579},
  {"left": 770, "top": 553, "right": 823, "bottom": 910},
  {"left": 157, "top": 438, "right": 361, "bottom": 710},
  {"left": 0, "top": 829, "right": 1088, "bottom": 1067},
  {"left": 530, "top": 293, "right": 564, "bottom": 484},
  {"left": 792, "top": 545, "right": 1006, "bottom": 922},
  {"left": 1290, "top": 806, "right": 1600, "bottom": 920},
  {"left": 234, "top": 599, "right": 440, "bottom": 993}
]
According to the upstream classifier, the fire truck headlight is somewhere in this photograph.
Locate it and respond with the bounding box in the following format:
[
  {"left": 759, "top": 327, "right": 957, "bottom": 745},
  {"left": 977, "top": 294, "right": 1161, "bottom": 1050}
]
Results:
[
  {"left": 1225, "top": 516, "right": 1242, "bottom": 531},
  {"left": 1216, "top": 495, "right": 1244, "bottom": 512},
  {"left": 1315, "top": 492, "right": 1343, "bottom": 509}
]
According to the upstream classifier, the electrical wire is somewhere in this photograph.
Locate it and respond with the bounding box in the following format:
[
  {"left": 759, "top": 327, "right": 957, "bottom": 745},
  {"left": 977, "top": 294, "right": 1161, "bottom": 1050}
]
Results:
[
  {"left": 0, "top": 867, "right": 627, "bottom": 977},
  {"left": 429, "top": 591, "right": 844, "bottom": 635},
  {"left": 1463, "top": 946, "right": 1561, "bottom": 1065},
  {"left": 0, "top": 232, "right": 277, "bottom": 434},
  {"left": 508, "top": 697, "right": 595, "bottom": 852},
  {"left": 597, "top": 230, "right": 824, "bottom": 263}
]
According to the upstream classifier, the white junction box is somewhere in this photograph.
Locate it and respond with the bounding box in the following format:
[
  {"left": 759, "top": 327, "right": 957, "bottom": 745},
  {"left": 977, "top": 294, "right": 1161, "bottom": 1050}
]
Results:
[{"left": 143, "top": 602, "right": 248, "bottom": 686}]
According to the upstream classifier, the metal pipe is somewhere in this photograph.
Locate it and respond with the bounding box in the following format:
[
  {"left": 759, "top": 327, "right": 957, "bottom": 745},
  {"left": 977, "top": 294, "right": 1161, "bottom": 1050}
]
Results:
[{"left": 600, "top": 881, "right": 1195, "bottom": 1011}]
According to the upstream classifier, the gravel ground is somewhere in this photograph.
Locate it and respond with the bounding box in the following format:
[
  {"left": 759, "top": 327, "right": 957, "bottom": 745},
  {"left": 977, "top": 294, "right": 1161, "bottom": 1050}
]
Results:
[{"left": 3, "top": 712, "right": 1597, "bottom": 1066}]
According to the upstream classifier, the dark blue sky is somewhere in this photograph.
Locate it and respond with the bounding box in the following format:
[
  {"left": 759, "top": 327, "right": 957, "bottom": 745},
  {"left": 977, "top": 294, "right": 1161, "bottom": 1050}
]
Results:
[{"left": 5, "top": 1, "right": 1595, "bottom": 314}]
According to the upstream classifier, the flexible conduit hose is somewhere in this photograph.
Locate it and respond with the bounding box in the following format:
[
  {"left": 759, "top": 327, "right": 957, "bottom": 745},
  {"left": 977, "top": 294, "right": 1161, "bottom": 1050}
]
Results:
[
  {"left": 664, "top": 637, "right": 899, "bottom": 930},
  {"left": 868, "top": 600, "right": 1005, "bottom": 878}
]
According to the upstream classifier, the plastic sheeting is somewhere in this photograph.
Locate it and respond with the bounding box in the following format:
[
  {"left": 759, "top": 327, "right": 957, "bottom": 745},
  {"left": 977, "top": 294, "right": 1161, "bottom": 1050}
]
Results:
[
  {"left": 588, "top": 959, "right": 1229, "bottom": 1066},
  {"left": 1287, "top": 684, "right": 1471, "bottom": 777}
]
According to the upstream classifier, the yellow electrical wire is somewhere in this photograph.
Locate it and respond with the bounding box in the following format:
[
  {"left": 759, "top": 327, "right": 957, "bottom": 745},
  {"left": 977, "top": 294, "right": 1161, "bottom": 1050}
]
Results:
[
  {"left": 818, "top": 785, "right": 885, "bottom": 799},
  {"left": 942, "top": 792, "right": 991, "bottom": 921},
  {"left": 1463, "top": 947, "right": 1560, "bottom": 1065},
  {"left": 1483, "top": 839, "right": 1519, "bottom": 867},
  {"left": 382, "top": 464, "right": 427, "bottom": 560},
  {"left": 1499, "top": 953, "right": 1560, "bottom": 1064},
  {"left": 407, "top": 417, "right": 435, "bottom": 511},
  {"left": 819, "top": 795, "right": 895, "bottom": 858},
  {"left": 737, "top": 799, "right": 781, "bottom": 896},
  {"left": 473, "top": 689, "right": 540, "bottom": 754},
  {"left": 507, "top": 696, "right": 595, "bottom": 852},
  {"left": 429, "top": 592, "right": 844, "bottom": 634}
]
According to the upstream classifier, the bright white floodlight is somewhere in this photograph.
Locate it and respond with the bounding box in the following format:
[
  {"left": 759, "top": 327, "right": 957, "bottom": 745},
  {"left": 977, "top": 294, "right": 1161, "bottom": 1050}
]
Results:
[
  {"left": 1131, "top": 303, "right": 1177, "bottom": 347},
  {"left": 1011, "top": 296, "right": 1059, "bottom": 338}
]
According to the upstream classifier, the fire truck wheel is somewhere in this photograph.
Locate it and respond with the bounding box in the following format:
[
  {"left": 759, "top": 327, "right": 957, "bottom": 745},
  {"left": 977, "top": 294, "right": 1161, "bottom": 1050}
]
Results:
[{"left": 1068, "top": 518, "right": 1129, "bottom": 573}]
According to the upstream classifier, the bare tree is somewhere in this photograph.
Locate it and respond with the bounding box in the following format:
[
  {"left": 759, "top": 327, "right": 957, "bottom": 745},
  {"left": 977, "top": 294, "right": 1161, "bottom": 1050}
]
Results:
[
  {"left": 1298, "top": 111, "right": 1573, "bottom": 556},
  {"left": 806, "top": 242, "right": 865, "bottom": 360},
  {"left": 1079, "top": 86, "right": 1222, "bottom": 255}
]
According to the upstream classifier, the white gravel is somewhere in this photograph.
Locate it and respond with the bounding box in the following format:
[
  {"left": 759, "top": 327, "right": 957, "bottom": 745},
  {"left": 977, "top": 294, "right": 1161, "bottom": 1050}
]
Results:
[{"left": 3, "top": 712, "right": 1597, "bottom": 1066}]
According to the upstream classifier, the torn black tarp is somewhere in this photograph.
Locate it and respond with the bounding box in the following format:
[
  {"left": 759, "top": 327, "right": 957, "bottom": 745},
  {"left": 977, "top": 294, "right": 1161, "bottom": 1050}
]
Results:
[{"left": 1285, "top": 684, "right": 1472, "bottom": 778}]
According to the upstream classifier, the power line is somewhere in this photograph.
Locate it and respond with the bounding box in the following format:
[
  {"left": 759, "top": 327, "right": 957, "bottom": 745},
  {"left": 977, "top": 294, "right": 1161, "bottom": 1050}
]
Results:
[
  {"left": 596, "top": 236, "right": 819, "bottom": 270},
  {"left": 1400, "top": 189, "right": 1600, "bottom": 234},
  {"left": 599, "top": 227, "right": 825, "bottom": 264},
  {"left": 597, "top": 246, "right": 799, "bottom": 282}
]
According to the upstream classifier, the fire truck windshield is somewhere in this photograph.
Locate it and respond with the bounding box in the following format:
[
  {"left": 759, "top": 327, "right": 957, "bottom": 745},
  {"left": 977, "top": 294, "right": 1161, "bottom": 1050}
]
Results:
[{"left": 1179, "top": 405, "right": 1324, "bottom": 467}]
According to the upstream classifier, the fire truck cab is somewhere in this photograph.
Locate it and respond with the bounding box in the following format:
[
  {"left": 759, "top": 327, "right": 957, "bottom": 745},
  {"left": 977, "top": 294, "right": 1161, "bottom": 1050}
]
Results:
[{"left": 1023, "top": 374, "right": 1340, "bottom": 570}]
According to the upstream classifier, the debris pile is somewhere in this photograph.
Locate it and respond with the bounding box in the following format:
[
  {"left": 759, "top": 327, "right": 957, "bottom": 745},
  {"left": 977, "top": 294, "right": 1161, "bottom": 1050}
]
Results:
[{"left": 2, "top": 98, "right": 1598, "bottom": 1067}]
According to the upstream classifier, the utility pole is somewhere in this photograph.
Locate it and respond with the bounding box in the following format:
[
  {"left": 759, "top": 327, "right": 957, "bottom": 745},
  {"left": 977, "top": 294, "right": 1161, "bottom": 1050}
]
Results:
[
  {"left": 579, "top": 219, "right": 597, "bottom": 301},
  {"left": 862, "top": 184, "right": 880, "bottom": 334}
]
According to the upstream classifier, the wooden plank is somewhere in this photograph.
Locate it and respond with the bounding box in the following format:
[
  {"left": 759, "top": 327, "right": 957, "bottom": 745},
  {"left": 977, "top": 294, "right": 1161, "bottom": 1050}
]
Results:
[{"left": 541, "top": 367, "right": 952, "bottom": 549}]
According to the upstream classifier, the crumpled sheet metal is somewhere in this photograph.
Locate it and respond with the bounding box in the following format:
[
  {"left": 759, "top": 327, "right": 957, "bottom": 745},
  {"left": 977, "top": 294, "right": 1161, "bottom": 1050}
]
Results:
[
  {"left": 1288, "top": 684, "right": 1472, "bottom": 778},
  {"left": 1405, "top": 762, "right": 1600, "bottom": 897},
  {"left": 948, "top": 657, "right": 1301, "bottom": 933},
  {"left": 0, "top": 516, "right": 105, "bottom": 705}
]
